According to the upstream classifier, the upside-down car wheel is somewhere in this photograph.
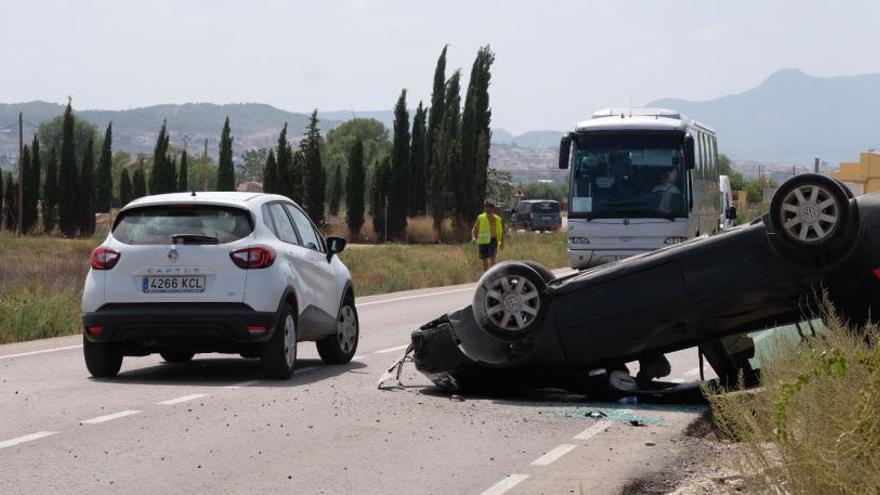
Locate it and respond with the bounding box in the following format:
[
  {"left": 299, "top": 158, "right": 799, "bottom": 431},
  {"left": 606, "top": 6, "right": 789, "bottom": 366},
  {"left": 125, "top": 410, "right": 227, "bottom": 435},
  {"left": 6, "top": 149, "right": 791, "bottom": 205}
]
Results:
[
  {"left": 472, "top": 262, "right": 549, "bottom": 342},
  {"left": 767, "top": 173, "right": 858, "bottom": 265}
]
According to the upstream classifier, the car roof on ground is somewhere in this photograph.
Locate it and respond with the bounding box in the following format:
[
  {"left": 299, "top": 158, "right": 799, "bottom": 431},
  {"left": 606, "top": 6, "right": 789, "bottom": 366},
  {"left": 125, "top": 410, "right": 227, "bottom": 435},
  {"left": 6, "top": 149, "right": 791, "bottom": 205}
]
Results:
[{"left": 122, "top": 192, "right": 292, "bottom": 210}]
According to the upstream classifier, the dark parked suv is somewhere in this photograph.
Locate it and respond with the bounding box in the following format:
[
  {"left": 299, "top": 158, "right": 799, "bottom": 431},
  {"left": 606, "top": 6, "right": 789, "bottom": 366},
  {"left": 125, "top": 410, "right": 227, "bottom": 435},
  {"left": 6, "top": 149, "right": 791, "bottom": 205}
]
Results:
[{"left": 511, "top": 200, "right": 562, "bottom": 232}]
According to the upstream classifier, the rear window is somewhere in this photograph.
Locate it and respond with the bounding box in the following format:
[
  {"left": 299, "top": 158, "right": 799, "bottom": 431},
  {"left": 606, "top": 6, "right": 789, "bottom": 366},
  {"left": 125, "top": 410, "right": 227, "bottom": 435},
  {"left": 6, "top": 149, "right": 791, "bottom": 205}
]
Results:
[
  {"left": 112, "top": 205, "right": 254, "bottom": 245},
  {"left": 532, "top": 202, "right": 560, "bottom": 213}
]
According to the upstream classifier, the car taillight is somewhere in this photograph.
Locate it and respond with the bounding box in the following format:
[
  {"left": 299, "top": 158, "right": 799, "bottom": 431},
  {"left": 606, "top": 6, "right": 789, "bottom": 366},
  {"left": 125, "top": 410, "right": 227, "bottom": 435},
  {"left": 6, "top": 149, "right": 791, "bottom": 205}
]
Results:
[
  {"left": 91, "top": 247, "right": 121, "bottom": 270},
  {"left": 873, "top": 268, "right": 880, "bottom": 280},
  {"left": 230, "top": 246, "right": 276, "bottom": 269}
]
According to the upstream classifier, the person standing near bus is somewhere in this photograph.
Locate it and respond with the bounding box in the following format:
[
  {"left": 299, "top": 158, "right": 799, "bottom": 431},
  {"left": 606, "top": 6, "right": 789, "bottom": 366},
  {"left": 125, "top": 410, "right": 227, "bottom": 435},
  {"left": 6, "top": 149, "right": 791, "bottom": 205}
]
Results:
[{"left": 472, "top": 199, "right": 504, "bottom": 272}]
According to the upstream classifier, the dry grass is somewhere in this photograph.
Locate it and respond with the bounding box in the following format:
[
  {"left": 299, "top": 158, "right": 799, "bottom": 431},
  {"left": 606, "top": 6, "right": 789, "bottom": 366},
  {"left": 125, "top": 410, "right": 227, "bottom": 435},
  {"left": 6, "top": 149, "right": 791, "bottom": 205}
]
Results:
[
  {"left": 324, "top": 215, "right": 464, "bottom": 244},
  {"left": 0, "top": 232, "right": 100, "bottom": 344},
  {"left": 707, "top": 302, "right": 880, "bottom": 494},
  {"left": 0, "top": 229, "right": 569, "bottom": 342},
  {"left": 340, "top": 230, "right": 568, "bottom": 296}
]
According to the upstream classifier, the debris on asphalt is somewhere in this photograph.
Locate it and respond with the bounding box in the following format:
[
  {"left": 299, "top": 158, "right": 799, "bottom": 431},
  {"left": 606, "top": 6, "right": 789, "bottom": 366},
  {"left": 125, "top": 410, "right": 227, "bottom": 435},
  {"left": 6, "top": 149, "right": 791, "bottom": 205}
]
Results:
[{"left": 555, "top": 407, "right": 667, "bottom": 426}]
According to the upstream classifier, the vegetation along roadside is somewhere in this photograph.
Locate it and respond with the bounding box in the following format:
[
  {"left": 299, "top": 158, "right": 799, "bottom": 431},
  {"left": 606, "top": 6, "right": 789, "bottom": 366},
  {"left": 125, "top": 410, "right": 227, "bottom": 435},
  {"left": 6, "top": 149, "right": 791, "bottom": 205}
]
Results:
[{"left": 0, "top": 230, "right": 566, "bottom": 344}]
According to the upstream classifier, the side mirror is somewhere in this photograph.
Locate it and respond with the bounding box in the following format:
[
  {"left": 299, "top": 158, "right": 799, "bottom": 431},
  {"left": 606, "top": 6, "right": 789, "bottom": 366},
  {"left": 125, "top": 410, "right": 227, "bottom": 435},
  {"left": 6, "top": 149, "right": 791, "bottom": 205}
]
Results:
[
  {"left": 558, "top": 134, "right": 572, "bottom": 169},
  {"left": 326, "top": 236, "right": 347, "bottom": 261},
  {"left": 726, "top": 206, "right": 737, "bottom": 220},
  {"left": 684, "top": 134, "right": 696, "bottom": 170}
]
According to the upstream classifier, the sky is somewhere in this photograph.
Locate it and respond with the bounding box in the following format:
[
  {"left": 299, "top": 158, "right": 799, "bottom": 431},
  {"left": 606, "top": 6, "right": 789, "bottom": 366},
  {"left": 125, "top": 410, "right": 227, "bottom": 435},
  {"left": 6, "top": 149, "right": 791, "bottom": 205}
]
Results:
[{"left": 4, "top": 0, "right": 880, "bottom": 134}]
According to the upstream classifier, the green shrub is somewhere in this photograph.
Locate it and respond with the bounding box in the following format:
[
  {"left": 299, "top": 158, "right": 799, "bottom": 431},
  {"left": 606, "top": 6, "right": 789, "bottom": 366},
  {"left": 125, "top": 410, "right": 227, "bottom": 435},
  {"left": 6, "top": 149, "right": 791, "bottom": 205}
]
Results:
[{"left": 707, "top": 304, "right": 880, "bottom": 493}]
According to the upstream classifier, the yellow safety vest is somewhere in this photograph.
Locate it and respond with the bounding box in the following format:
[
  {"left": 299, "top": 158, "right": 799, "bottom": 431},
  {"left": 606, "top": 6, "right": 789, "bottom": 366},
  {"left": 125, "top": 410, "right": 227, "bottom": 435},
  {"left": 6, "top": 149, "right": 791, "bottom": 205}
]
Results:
[{"left": 477, "top": 213, "right": 503, "bottom": 248}]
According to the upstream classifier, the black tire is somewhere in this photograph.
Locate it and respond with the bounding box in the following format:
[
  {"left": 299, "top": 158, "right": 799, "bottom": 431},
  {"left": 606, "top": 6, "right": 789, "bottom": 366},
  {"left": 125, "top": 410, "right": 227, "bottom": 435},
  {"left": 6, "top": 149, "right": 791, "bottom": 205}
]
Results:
[
  {"left": 767, "top": 173, "right": 858, "bottom": 265},
  {"left": 261, "top": 304, "right": 297, "bottom": 379},
  {"left": 521, "top": 261, "right": 556, "bottom": 283},
  {"left": 472, "top": 261, "right": 549, "bottom": 342},
  {"left": 160, "top": 351, "right": 194, "bottom": 363},
  {"left": 830, "top": 178, "right": 855, "bottom": 199},
  {"left": 317, "top": 295, "right": 359, "bottom": 364},
  {"left": 83, "top": 335, "right": 123, "bottom": 378}
]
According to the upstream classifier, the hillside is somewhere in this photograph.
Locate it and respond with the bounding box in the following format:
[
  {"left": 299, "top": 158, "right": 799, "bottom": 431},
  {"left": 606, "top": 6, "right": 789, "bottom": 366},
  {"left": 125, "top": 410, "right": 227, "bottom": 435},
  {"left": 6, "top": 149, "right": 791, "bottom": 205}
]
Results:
[
  {"left": 650, "top": 69, "right": 880, "bottom": 166},
  {"left": 0, "top": 102, "right": 339, "bottom": 164}
]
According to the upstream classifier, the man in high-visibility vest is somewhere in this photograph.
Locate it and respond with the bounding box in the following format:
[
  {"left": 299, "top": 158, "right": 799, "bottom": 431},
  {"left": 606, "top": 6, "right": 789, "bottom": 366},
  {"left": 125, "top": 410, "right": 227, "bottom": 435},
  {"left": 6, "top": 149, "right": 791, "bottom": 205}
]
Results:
[{"left": 471, "top": 199, "right": 504, "bottom": 272}]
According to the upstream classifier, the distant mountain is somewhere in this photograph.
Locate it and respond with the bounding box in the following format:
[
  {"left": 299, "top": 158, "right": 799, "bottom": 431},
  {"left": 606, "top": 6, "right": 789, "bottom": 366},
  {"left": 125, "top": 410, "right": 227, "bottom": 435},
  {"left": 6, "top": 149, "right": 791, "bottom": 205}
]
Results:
[
  {"left": 0, "top": 102, "right": 340, "bottom": 163},
  {"left": 650, "top": 69, "right": 880, "bottom": 166}
]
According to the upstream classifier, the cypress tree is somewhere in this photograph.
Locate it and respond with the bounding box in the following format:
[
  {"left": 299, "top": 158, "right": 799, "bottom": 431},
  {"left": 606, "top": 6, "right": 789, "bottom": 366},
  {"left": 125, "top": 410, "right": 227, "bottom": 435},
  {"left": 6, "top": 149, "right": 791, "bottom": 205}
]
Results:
[
  {"left": 133, "top": 160, "right": 147, "bottom": 200},
  {"left": 425, "top": 45, "right": 447, "bottom": 212},
  {"left": 178, "top": 150, "right": 188, "bottom": 192},
  {"left": 329, "top": 164, "right": 343, "bottom": 216},
  {"left": 216, "top": 117, "right": 235, "bottom": 191},
  {"left": 119, "top": 168, "right": 133, "bottom": 206},
  {"left": 57, "top": 101, "right": 79, "bottom": 237},
  {"left": 387, "top": 90, "right": 410, "bottom": 239},
  {"left": 78, "top": 137, "right": 96, "bottom": 236},
  {"left": 274, "top": 124, "right": 292, "bottom": 198},
  {"left": 290, "top": 150, "right": 305, "bottom": 203},
  {"left": 3, "top": 173, "right": 16, "bottom": 231},
  {"left": 430, "top": 70, "right": 461, "bottom": 237},
  {"left": 96, "top": 123, "right": 113, "bottom": 212},
  {"left": 370, "top": 156, "right": 391, "bottom": 241},
  {"left": 345, "top": 139, "right": 366, "bottom": 239},
  {"left": 408, "top": 103, "right": 428, "bottom": 216},
  {"left": 27, "top": 137, "right": 41, "bottom": 233},
  {"left": 20, "top": 145, "right": 34, "bottom": 233},
  {"left": 43, "top": 147, "right": 58, "bottom": 233},
  {"left": 301, "top": 110, "right": 325, "bottom": 225},
  {"left": 150, "top": 121, "right": 171, "bottom": 194},
  {"left": 263, "top": 149, "right": 277, "bottom": 194},
  {"left": 458, "top": 46, "right": 495, "bottom": 224}
]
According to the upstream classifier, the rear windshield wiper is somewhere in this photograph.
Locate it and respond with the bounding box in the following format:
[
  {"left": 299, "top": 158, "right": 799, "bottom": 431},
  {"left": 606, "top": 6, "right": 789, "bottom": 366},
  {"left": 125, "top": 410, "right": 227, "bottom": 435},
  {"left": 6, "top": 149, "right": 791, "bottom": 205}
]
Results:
[{"left": 171, "top": 233, "right": 219, "bottom": 245}]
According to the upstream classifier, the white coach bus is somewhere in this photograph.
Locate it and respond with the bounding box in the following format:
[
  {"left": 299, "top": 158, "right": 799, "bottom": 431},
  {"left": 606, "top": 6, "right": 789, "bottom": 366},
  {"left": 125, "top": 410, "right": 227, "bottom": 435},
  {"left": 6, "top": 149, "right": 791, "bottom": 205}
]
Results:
[{"left": 559, "top": 108, "right": 729, "bottom": 269}]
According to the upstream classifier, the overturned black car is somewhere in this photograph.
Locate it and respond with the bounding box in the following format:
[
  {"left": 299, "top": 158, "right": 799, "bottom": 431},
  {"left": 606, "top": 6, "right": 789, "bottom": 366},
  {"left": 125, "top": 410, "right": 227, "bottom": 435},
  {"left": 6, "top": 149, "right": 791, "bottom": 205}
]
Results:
[{"left": 409, "top": 174, "right": 880, "bottom": 397}]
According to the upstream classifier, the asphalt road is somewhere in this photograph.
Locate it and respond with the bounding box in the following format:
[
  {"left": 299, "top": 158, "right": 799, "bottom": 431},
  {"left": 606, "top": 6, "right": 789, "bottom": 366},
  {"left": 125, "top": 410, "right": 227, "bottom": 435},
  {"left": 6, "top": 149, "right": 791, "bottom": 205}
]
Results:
[{"left": 0, "top": 278, "right": 712, "bottom": 495}]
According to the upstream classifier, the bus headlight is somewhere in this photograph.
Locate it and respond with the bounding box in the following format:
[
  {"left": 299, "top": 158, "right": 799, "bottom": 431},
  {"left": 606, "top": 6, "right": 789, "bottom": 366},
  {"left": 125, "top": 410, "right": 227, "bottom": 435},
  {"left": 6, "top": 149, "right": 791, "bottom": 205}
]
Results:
[
  {"left": 569, "top": 237, "right": 591, "bottom": 245},
  {"left": 663, "top": 236, "right": 688, "bottom": 245}
]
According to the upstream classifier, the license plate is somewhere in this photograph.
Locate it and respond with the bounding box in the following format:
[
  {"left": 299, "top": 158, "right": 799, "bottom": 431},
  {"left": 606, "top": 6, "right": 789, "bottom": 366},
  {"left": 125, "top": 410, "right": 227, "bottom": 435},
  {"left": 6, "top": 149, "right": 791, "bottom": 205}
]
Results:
[{"left": 142, "top": 275, "right": 206, "bottom": 293}]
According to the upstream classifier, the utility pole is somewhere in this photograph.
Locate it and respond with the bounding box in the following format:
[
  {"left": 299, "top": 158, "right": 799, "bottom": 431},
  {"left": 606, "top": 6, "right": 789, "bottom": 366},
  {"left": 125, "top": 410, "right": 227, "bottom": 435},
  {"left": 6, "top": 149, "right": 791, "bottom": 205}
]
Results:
[
  {"left": 814, "top": 157, "right": 820, "bottom": 173},
  {"left": 17, "top": 112, "right": 23, "bottom": 236},
  {"left": 203, "top": 138, "right": 209, "bottom": 191}
]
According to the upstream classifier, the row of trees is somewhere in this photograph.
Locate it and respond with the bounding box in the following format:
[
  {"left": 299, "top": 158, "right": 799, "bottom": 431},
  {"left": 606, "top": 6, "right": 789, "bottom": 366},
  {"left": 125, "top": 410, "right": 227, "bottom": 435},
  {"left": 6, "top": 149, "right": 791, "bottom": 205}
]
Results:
[
  {"left": 261, "top": 111, "right": 326, "bottom": 225},
  {"left": 272, "top": 45, "right": 495, "bottom": 241},
  {"left": 0, "top": 101, "right": 242, "bottom": 237}
]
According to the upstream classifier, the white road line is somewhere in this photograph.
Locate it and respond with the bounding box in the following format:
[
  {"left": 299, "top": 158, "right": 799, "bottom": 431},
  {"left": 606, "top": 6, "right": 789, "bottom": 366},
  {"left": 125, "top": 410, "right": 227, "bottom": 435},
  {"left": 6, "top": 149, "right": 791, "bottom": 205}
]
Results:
[
  {"left": 0, "top": 344, "right": 82, "bottom": 361},
  {"left": 684, "top": 366, "right": 702, "bottom": 377},
  {"left": 81, "top": 410, "right": 142, "bottom": 425},
  {"left": 530, "top": 444, "right": 578, "bottom": 466},
  {"left": 573, "top": 421, "right": 612, "bottom": 441},
  {"left": 479, "top": 474, "right": 529, "bottom": 495},
  {"left": 357, "top": 287, "right": 472, "bottom": 307},
  {"left": 669, "top": 378, "right": 687, "bottom": 383},
  {"left": 223, "top": 380, "right": 262, "bottom": 389},
  {"left": 0, "top": 431, "right": 58, "bottom": 450},
  {"left": 353, "top": 355, "right": 365, "bottom": 361},
  {"left": 157, "top": 393, "right": 208, "bottom": 405},
  {"left": 373, "top": 344, "right": 409, "bottom": 354}
]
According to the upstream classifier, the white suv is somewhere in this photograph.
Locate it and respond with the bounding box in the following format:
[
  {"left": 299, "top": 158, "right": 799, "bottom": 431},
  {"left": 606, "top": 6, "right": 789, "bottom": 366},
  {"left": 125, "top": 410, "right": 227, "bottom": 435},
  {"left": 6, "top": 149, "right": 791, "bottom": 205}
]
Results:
[{"left": 81, "top": 192, "right": 358, "bottom": 379}]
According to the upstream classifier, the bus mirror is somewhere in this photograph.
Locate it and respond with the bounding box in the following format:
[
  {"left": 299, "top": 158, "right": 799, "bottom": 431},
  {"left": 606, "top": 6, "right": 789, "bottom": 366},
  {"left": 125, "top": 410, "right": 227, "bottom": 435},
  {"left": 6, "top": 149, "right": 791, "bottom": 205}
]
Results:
[
  {"left": 558, "top": 134, "right": 572, "bottom": 169},
  {"left": 684, "top": 135, "right": 696, "bottom": 170}
]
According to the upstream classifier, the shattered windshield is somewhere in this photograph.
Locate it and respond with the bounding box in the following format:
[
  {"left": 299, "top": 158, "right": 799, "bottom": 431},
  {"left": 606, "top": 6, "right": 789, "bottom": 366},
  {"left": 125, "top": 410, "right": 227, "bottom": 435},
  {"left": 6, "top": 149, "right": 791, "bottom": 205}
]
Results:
[{"left": 569, "top": 132, "right": 688, "bottom": 219}]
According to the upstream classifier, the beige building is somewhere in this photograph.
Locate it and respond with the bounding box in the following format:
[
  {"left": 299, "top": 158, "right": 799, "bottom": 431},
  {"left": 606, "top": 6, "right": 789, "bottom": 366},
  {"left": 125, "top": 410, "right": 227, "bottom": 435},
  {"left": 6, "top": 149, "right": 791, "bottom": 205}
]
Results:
[{"left": 828, "top": 152, "right": 880, "bottom": 195}]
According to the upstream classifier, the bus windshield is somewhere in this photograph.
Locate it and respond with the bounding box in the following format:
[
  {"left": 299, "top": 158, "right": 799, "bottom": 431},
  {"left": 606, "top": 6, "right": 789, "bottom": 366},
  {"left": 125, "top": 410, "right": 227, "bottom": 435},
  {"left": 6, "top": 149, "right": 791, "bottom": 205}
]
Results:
[{"left": 569, "top": 133, "right": 688, "bottom": 219}]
